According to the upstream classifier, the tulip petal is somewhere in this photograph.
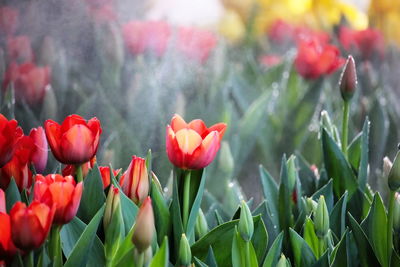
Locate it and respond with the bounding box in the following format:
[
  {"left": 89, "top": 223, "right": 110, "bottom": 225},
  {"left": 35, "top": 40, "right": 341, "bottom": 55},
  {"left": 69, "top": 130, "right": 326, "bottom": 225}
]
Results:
[
  {"left": 188, "top": 119, "right": 208, "bottom": 136},
  {"left": 171, "top": 114, "right": 187, "bottom": 132},
  {"left": 188, "top": 131, "right": 220, "bottom": 169},
  {"left": 175, "top": 128, "right": 202, "bottom": 155},
  {"left": 60, "top": 124, "right": 94, "bottom": 164},
  {"left": 60, "top": 114, "right": 86, "bottom": 133},
  {"left": 207, "top": 123, "right": 227, "bottom": 139},
  {"left": 44, "top": 120, "right": 63, "bottom": 161},
  {"left": 166, "top": 126, "right": 185, "bottom": 168}
]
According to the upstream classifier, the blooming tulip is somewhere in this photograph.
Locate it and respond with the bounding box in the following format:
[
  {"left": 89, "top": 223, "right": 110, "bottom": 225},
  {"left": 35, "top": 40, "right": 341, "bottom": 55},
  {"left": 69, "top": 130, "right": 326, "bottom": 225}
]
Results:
[
  {"left": 29, "top": 127, "right": 48, "bottom": 173},
  {"left": 10, "top": 201, "right": 55, "bottom": 251},
  {"left": 0, "top": 136, "right": 34, "bottom": 191},
  {"left": 45, "top": 114, "right": 102, "bottom": 165},
  {"left": 99, "top": 166, "right": 121, "bottom": 189},
  {"left": 34, "top": 174, "right": 83, "bottom": 224},
  {"left": 166, "top": 114, "right": 227, "bottom": 170},
  {"left": 0, "top": 189, "right": 16, "bottom": 260},
  {"left": 119, "top": 156, "right": 148, "bottom": 204},
  {"left": 294, "top": 39, "right": 344, "bottom": 80},
  {"left": 132, "top": 197, "right": 154, "bottom": 253},
  {"left": 0, "top": 114, "right": 23, "bottom": 167}
]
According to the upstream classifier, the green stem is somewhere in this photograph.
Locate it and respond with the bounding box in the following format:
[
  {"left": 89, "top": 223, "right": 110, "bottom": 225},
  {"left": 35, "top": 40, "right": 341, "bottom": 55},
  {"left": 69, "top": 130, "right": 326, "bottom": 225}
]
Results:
[
  {"left": 76, "top": 164, "right": 83, "bottom": 183},
  {"left": 341, "top": 100, "right": 350, "bottom": 158},
  {"left": 49, "top": 225, "right": 63, "bottom": 267},
  {"left": 244, "top": 241, "right": 251, "bottom": 267},
  {"left": 183, "top": 171, "right": 191, "bottom": 231},
  {"left": 388, "top": 190, "right": 396, "bottom": 263},
  {"left": 23, "top": 251, "right": 34, "bottom": 267},
  {"left": 134, "top": 251, "right": 144, "bottom": 267}
]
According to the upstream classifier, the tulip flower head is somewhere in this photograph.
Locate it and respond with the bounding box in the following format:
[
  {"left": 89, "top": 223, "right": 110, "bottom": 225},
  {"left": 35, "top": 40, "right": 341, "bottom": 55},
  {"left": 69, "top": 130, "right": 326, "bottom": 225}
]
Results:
[
  {"left": 0, "top": 114, "right": 23, "bottom": 168},
  {"left": 166, "top": 114, "right": 227, "bottom": 170},
  {"left": 0, "top": 189, "right": 16, "bottom": 260},
  {"left": 119, "top": 156, "right": 149, "bottom": 205},
  {"left": 132, "top": 197, "right": 154, "bottom": 253},
  {"left": 29, "top": 127, "right": 48, "bottom": 174},
  {"left": 34, "top": 174, "right": 83, "bottom": 224},
  {"left": 45, "top": 114, "right": 102, "bottom": 165},
  {"left": 99, "top": 166, "right": 121, "bottom": 189},
  {"left": 10, "top": 201, "right": 55, "bottom": 251}
]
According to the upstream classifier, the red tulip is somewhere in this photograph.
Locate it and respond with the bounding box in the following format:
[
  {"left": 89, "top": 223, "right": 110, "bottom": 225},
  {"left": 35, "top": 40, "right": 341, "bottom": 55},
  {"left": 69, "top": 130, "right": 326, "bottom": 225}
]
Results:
[
  {"left": 99, "top": 166, "right": 121, "bottom": 189},
  {"left": 0, "top": 7, "right": 19, "bottom": 35},
  {"left": 166, "top": 114, "right": 227, "bottom": 170},
  {"left": 131, "top": 196, "right": 154, "bottom": 253},
  {"left": 177, "top": 27, "right": 217, "bottom": 63},
  {"left": 10, "top": 201, "right": 55, "bottom": 251},
  {"left": 0, "top": 114, "right": 23, "bottom": 168},
  {"left": 339, "top": 26, "right": 385, "bottom": 60},
  {"left": 0, "top": 136, "right": 34, "bottom": 191},
  {"left": 34, "top": 174, "right": 83, "bottom": 224},
  {"left": 45, "top": 114, "right": 102, "bottom": 165},
  {"left": 294, "top": 39, "right": 344, "bottom": 80},
  {"left": 29, "top": 127, "right": 48, "bottom": 174},
  {"left": 3, "top": 62, "right": 51, "bottom": 106},
  {"left": 119, "top": 156, "right": 149, "bottom": 204},
  {"left": 0, "top": 189, "right": 16, "bottom": 260},
  {"left": 62, "top": 156, "right": 97, "bottom": 178},
  {"left": 7, "top": 36, "right": 34, "bottom": 63}
]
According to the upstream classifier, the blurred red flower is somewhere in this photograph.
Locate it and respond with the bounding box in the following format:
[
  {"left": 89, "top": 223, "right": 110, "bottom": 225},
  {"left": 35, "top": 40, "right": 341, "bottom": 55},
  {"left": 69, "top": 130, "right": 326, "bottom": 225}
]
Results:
[
  {"left": 34, "top": 174, "right": 83, "bottom": 224},
  {"left": 122, "top": 21, "right": 171, "bottom": 57},
  {"left": 3, "top": 62, "right": 51, "bottom": 106},
  {"left": 339, "top": 26, "right": 385, "bottom": 60},
  {"left": 119, "top": 156, "right": 148, "bottom": 205},
  {"left": 294, "top": 39, "right": 344, "bottom": 79},
  {"left": 7, "top": 36, "right": 34, "bottom": 63},
  {"left": 10, "top": 201, "right": 55, "bottom": 251},
  {"left": 0, "top": 114, "right": 23, "bottom": 168},
  {"left": 45, "top": 115, "right": 102, "bottom": 165},
  {"left": 0, "top": 7, "right": 19, "bottom": 35},
  {"left": 259, "top": 54, "right": 282, "bottom": 67},
  {"left": 177, "top": 27, "right": 217, "bottom": 63},
  {"left": 166, "top": 114, "right": 226, "bottom": 170},
  {"left": 29, "top": 127, "right": 48, "bottom": 174}
]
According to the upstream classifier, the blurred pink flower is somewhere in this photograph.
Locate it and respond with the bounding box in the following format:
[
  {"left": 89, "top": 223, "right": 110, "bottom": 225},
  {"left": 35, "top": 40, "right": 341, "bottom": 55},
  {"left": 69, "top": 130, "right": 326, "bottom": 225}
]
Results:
[
  {"left": 7, "top": 36, "right": 34, "bottom": 63},
  {"left": 259, "top": 55, "right": 282, "bottom": 67},
  {"left": 0, "top": 7, "right": 19, "bottom": 35},
  {"left": 177, "top": 27, "right": 217, "bottom": 63}
]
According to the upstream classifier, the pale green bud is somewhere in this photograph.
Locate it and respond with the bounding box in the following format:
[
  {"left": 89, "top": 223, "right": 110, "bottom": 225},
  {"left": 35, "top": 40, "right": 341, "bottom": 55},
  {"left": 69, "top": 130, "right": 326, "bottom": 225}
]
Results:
[{"left": 238, "top": 200, "right": 254, "bottom": 242}]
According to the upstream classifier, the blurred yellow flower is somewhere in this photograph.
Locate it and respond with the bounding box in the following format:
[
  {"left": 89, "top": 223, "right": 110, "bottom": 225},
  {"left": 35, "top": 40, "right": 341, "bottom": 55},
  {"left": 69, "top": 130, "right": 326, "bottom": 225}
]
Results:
[
  {"left": 369, "top": 0, "right": 400, "bottom": 45},
  {"left": 219, "top": 9, "right": 246, "bottom": 42}
]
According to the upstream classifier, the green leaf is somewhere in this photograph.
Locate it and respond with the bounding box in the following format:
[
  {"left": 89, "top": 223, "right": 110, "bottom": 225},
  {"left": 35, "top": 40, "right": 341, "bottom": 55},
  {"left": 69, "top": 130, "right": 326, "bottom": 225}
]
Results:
[
  {"left": 63, "top": 205, "right": 105, "bottom": 267},
  {"left": 111, "top": 225, "right": 135, "bottom": 266},
  {"left": 77, "top": 164, "right": 106, "bottom": 224},
  {"left": 311, "top": 179, "right": 333, "bottom": 213},
  {"left": 330, "top": 230, "right": 348, "bottom": 267},
  {"left": 358, "top": 119, "right": 370, "bottom": 192},
  {"left": 348, "top": 213, "right": 379, "bottom": 267},
  {"left": 150, "top": 236, "right": 169, "bottom": 267},
  {"left": 295, "top": 153, "right": 317, "bottom": 197},
  {"left": 251, "top": 215, "right": 268, "bottom": 264},
  {"left": 262, "top": 232, "right": 284, "bottom": 267},
  {"left": 187, "top": 169, "right": 207, "bottom": 238},
  {"left": 5, "top": 178, "right": 20, "bottom": 212},
  {"left": 205, "top": 246, "right": 218, "bottom": 267},
  {"left": 347, "top": 188, "right": 371, "bottom": 222},
  {"left": 232, "top": 228, "right": 258, "bottom": 267},
  {"left": 171, "top": 171, "right": 185, "bottom": 261},
  {"left": 303, "top": 218, "right": 320, "bottom": 258},
  {"left": 253, "top": 201, "right": 278, "bottom": 248},
  {"left": 194, "top": 257, "right": 209, "bottom": 267},
  {"left": 259, "top": 165, "right": 279, "bottom": 228},
  {"left": 360, "top": 193, "right": 388, "bottom": 267},
  {"left": 330, "top": 192, "right": 348, "bottom": 239},
  {"left": 321, "top": 128, "right": 358, "bottom": 198},
  {"left": 150, "top": 178, "right": 171, "bottom": 245},
  {"left": 289, "top": 228, "right": 316, "bottom": 267},
  {"left": 347, "top": 133, "right": 362, "bottom": 172}
]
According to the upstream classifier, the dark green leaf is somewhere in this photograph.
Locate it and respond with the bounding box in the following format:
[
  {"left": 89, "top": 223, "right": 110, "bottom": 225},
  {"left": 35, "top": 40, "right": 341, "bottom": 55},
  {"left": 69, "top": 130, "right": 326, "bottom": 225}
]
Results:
[
  {"left": 330, "top": 192, "right": 348, "bottom": 239},
  {"left": 5, "top": 178, "right": 20, "bottom": 212},
  {"left": 259, "top": 165, "right": 279, "bottom": 228},
  {"left": 262, "top": 232, "right": 284, "bottom": 267},
  {"left": 289, "top": 228, "right": 316, "bottom": 267},
  {"left": 150, "top": 179, "right": 171, "bottom": 246}
]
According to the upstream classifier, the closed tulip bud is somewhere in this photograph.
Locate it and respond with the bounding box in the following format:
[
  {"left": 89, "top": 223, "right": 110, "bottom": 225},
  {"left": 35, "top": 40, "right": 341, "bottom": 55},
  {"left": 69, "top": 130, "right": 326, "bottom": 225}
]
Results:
[
  {"left": 383, "top": 156, "right": 393, "bottom": 179},
  {"left": 339, "top": 55, "right": 357, "bottom": 102},
  {"left": 238, "top": 200, "right": 253, "bottom": 242},
  {"left": 287, "top": 155, "right": 296, "bottom": 192},
  {"left": 166, "top": 114, "right": 227, "bottom": 170},
  {"left": 276, "top": 254, "right": 291, "bottom": 267},
  {"left": 29, "top": 127, "right": 48, "bottom": 173},
  {"left": 303, "top": 197, "right": 318, "bottom": 215},
  {"left": 44, "top": 114, "right": 102, "bottom": 165},
  {"left": 393, "top": 193, "right": 400, "bottom": 232},
  {"left": 195, "top": 209, "right": 208, "bottom": 240},
  {"left": 99, "top": 166, "right": 121, "bottom": 189},
  {"left": 120, "top": 156, "right": 149, "bottom": 205},
  {"left": 10, "top": 201, "right": 55, "bottom": 251},
  {"left": 388, "top": 151, "right": 400, "bottom": 191},
  {"left": 132, "top": 197, "right": 154, "bottom": 253},
  {"left": 34, "top": 174, "right": 83, "bottom": 224},
  {"left": 178, "top": 234, "right": 192, "bottom": 267},
  {"left": 314, "top": 195, "right": 329, "bottom": 238},
  {"left": 103, "top": 185, "right": 121, "bottom": 230},
  {"left": 218, "top": 141, "right": 234, "bottom": 173}
]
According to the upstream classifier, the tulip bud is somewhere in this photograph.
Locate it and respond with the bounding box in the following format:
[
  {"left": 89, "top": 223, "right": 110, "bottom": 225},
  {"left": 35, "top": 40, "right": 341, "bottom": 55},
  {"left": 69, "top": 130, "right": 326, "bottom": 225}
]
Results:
[
  {"left": 303, "top": 197, "right": 318, "bottom": 215},
  {"left": 178, "top": 234, "right": 192, "bottom": 267},
  {"left": 132, "top": 197, "right": 154, "bottom": 253},
  {"left": 99, "top": 166, "right": 121, "bottom": 189},
  {"left": 393, "top": 193, "right": 400, "bottom": 232},
  {"left": 29, "top": 127, "right": 48, "bottom": 173},
  {"left": 103, "top": 185, "right": 121, "bottom": 230},
  {"left": 383, "top": 156, "right": 393, "bottom": 179},
  {"left": 388, "top": 151, "right": 400, "bottom": 191},
  {"left": 276, "top": 254, "right": 291, "bottom": 267},
  {"left": 314, "top": 196, "right": 329, "bottom": 238},
  {"left": 339, "top": 55, "right": 357, "bottom": 102},
  {"left": 120, "top": 156, "right": 149, "bottom": 205},
  {"left": 218, "top": 141, "right": 234, "bottom": 174},
  {"left": 195, "top": 209, "right": 208, "bottom": 240},
  {"left": 287, "top": 155, "right": 296, "bottom": 192},
  {"left": 238, "top": 200, "right": 253, "bottom": 242}
]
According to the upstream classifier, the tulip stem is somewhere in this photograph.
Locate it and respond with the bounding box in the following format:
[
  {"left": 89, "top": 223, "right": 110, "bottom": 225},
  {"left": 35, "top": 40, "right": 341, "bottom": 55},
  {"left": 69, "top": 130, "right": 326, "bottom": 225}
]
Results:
[
  {"left": 341, "top": 100, "right": 350, "bottom": 158},
  {"left": 76, "top": 164, "right": 83, "bottom": 183},
  {"left": 183, "top": 171, "right": 191, "bottom": 231},
  {"left": 388, "top": 190, "right": 396, "bottom": 262},
  {"left": 23, "top": 251, "right": 34, "bottom": 267},
  {"left": 49, "top": 225, "right": 63, "bottom": 267}
]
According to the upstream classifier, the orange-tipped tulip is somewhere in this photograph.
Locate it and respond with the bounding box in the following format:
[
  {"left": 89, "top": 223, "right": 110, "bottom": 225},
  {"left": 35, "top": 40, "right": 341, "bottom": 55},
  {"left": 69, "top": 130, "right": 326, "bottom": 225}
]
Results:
[
  {"left": 29, "top": 127, "right": 48, "bottom": 173},
  {"left": 99, "top": 166, "right": 121, "bottom": 189},
  {"left": 166, "top": 114, "right": 227, "bottom": 170},
  {"left": 132, "top": 197, "right": 154, "bottom": 253},
  {"left": 119, "top": 156, "right": 149, "bottom": 205},
  {"left": 33, "top": 174, "right": 83, "bottom": 224},
  {"left": 10, "top": 201, "right": 55, "bottom": 251},
  {"left": 44, "top": 114, "right": 102, "bottom": 165},
  {"left": 0, "top": 189, "right": 16, "bottom": 260}
]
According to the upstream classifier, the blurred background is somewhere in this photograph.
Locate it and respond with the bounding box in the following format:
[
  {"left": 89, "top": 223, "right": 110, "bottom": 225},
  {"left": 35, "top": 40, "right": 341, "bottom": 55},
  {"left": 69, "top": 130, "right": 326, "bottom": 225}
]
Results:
[{"left": 1, "top": 0, "right": 399, "bottom": 211}]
